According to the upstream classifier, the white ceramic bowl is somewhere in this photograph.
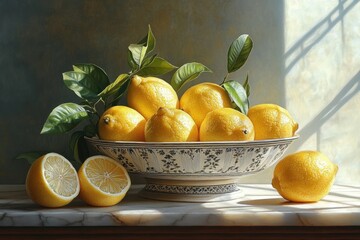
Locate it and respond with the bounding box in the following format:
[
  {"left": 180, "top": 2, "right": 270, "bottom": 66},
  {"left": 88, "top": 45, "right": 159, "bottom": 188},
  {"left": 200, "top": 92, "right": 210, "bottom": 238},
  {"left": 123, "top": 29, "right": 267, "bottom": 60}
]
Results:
[{"left": 85, "top": 136, "right": 298, "bottom": 202}]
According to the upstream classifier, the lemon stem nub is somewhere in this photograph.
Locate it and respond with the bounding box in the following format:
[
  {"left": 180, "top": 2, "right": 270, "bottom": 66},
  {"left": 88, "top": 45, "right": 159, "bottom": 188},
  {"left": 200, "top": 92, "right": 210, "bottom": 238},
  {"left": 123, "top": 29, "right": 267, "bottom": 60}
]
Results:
[
  {"left": 103, "top": 116, "right": 111, "bottom": 124},
  {"left": 243, "top": 129, "right": 248, "bottom": 135}
]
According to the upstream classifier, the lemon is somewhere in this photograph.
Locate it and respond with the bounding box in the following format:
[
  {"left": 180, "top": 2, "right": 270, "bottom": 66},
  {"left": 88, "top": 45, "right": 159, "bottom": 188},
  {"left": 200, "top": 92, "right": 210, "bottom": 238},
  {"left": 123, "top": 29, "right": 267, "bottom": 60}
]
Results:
[
  {"left": 25, "top": 153, "right": 80, "bottom": 208},
  {"left": 98, "top": 105, "right": 146, "bottom": 141},
  {"left": 145, "top": 107, "right": 198, "bottom": 142},
  {"left": 272, "top": 151, "right": 338, "bottom": 202},
  {"left": 179, "top": 82, "right": 233, "bottom": 126},
  {"left": 199, "top": 108, "right": 254, "bottom": 141},
  {"left": 247, "top": 103, "right": 298, "bottom": 140},
  {"left": 78, "top": 155, "right": 131, "bottom": 207},
  {"left": 127, "top": 75, "right": 179, "bottom": 119}
]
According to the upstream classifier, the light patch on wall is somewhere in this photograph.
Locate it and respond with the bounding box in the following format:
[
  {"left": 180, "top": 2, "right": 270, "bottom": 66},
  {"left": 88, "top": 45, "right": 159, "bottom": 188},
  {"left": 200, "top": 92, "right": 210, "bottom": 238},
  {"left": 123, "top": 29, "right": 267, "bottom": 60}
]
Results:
[{"left": 284, "top": 0, "right": 360, "bottom": 184}]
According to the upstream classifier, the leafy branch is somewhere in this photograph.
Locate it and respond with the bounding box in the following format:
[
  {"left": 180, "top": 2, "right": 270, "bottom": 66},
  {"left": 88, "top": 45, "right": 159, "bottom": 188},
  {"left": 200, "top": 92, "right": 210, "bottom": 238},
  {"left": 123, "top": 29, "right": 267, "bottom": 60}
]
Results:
[
  {"left": 19, "top": 25, "right": 213, "bottom": 165},
  {"left": 18, "top": 26, "right": 253, "bottom": 165},
  {"left": 222, "top": 34, "right": 253, "bottom": 114}
]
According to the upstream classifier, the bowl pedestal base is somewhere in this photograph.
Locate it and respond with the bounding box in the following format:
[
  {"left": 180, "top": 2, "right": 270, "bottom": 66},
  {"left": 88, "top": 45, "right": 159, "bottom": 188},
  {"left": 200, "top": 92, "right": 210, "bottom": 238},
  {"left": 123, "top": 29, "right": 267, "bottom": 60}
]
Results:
[{"left": 139, "top": 177, "right": 244, "bottom": 202}]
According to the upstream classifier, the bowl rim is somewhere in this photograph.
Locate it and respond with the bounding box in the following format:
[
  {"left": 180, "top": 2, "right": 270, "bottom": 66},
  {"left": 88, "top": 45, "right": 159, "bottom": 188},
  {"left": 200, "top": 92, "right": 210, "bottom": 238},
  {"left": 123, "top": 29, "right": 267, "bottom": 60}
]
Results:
[{"left": 85, "top": 135, "right": 299, "bottom": 148}]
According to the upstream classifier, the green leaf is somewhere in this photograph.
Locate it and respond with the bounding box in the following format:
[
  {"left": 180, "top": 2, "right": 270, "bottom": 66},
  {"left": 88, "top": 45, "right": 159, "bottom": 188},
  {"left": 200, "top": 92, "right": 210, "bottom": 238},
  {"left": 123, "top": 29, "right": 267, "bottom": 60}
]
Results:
[
  {"left": 73, "top": 64, "right": 110, "bottom": 89},
  {"left": 98, "top": 73, "right": 130, "bottom": 99},
  {"left": 222, "top": 80, "right": 249, "bottom": 114},
  {"left": 227, "top": 34, "right": 253, "bottom": 73},
  {"left": 128, "top": 25, "right": 156, "bottom": 67},
  {"left": 127, "top": 49, "right": 139, "bottom": 70},
  {"left": 140, "top": 54, "right": 157, "bottom": 68},
  {"left": 63, "top": 64, "right": 110, "bottom": 100},
  {"left": 137, "top": 57, "right": 177, "bottom": 76},
  {"left": 107, "top": 77, "right": 131, "bottom": 106},
  {"left": 16, "top": 151, "right": 47, "bottom": 164},
  {"left": 72, "top": 65, "right": 84, "bottom": 73},
  {"left": 170, "top": 62, "right": 212, "bottom": 91},
  {"left": 243, "top": 74, "right": 250, "bottom": 97},
  {"left": 128, "top": 44, "right": 146, "bottom": 67},
  {"left": 41, "top": 103, "right": 89, "bottom": 134},
  {"left": 69, "top": 131, "right": 86, "bottom": 164},
  {"left": 140, "top": 25, "right": 156, "bottom": 58}
]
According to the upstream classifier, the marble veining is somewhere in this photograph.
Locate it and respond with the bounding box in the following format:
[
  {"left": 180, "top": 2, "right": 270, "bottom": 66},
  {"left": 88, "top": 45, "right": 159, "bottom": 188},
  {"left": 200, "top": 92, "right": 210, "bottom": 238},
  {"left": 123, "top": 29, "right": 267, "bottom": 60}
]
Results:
[{"left": 0, "top": 184, "right": 359, "bottom": 227}]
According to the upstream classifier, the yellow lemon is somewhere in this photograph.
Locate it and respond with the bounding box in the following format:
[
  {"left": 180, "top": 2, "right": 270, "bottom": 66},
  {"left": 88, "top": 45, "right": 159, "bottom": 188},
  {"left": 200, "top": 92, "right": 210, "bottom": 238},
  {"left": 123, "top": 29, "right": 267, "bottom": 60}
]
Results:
[
  {"left": 272, "top": 151, "right": 338, "bottom": 202},
  {"left": 98, "top": 105, "right": 146, "bottom": 141},
  {"left": 247, "top": 103, "right": 298, "bottom": 140},
  {"left": 127, "top": 75, "right": 179, "bottom": 119},
  {"left": 78, "top": 155, "right": 131, "bottom": 207},
  {"left": 26, "top": 153, "right": 80, "bottom": 208},
  {"left": 199, "top": 108, "right": 254, "bottom": 141},
  {"left": 145, "top": 107, "right": 198, "bottom": 142},
  {"left": 179, "top": 82, "right": 233, "bottom": 126}
]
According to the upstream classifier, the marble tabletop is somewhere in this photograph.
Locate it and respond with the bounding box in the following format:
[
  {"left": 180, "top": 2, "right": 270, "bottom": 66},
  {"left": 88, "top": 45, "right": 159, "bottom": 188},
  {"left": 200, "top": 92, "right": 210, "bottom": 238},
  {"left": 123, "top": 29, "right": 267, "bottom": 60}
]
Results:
[{"left": 0, "top": 184, "right": 359, "bottom": 227}]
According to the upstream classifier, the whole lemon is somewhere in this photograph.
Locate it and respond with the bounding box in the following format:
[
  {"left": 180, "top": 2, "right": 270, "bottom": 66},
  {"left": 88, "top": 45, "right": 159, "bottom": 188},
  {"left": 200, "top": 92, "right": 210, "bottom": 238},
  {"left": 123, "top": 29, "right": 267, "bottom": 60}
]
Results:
[
  {"left": 145, "top": 107, "right": 198, "bottom": 142},
  {"left": 199, "top": 108, "right": 254, "bottom": 141},
  {"left": 127, "top": 75, "right": 179, "bottom": 119},
  {"left": 98, "top": 106, "right": 146, "bottom": 141},
  {"left": 247, "top": 103, "right": 298, "bottom": 140},
  {"left": 272, "top": 151, "right": 338, "bottom": 202},
  {"left": 179, "top": 82, "right": 232, "bottom": 126}
]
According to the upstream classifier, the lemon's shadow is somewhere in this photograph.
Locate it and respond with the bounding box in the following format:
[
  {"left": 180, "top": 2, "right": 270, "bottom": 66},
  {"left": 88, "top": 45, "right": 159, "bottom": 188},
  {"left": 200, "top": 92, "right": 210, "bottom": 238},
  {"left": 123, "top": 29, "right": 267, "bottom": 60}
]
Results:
[{"left": 238, "top": 198, "right": 309, "bottom": 206}]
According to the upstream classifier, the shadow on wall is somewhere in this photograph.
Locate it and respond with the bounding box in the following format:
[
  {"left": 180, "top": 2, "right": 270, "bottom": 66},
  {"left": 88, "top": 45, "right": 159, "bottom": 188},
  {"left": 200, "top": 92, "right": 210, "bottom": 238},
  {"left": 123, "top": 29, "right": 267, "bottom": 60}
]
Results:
[
  {"left": 284, "top": 0, "right": 359, "bottom": 74},
  {"left": 284, "top": 0, "right": 359, "bottom": 150},
  {"left": 241, "top": 0, "right": 360, "bottom": 184},
  {"left": 294, "top": 71, "right": 359, "bottom": 150}
]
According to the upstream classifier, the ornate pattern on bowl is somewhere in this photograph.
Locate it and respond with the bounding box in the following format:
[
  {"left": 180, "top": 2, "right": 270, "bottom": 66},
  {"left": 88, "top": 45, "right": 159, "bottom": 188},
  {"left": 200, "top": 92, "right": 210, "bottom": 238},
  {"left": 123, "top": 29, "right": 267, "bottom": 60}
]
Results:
[
  {"left": 85, "top": 136, "right": 298, "bottom": 179},
  {"left": 85, "top": 136, "right": 298, "bottom": 202}
]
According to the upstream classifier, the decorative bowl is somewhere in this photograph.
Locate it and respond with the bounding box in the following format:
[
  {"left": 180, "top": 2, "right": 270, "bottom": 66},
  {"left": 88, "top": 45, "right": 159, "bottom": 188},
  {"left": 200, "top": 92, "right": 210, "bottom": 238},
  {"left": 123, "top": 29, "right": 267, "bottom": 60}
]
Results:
[{"left": 85, "top": 136, "right": 298, "bottom": 202}]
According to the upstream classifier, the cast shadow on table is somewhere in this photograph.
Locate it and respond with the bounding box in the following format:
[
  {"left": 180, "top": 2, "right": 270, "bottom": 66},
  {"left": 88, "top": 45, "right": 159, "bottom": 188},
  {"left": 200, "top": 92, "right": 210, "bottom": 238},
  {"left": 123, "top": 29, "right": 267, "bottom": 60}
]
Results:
[{"left": 237, "top": 198, "right": 289, "bottom": 206}]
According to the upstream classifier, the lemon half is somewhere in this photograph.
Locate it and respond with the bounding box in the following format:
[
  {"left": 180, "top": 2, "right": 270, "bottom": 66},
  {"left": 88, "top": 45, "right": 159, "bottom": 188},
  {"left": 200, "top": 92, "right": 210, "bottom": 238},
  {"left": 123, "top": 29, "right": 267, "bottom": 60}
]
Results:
[
  {"left": 26, "top": 153, "right": 80, "bottom": 208},
  {"left": 78, "top": 155, "right": 131, "bottom": 207}
]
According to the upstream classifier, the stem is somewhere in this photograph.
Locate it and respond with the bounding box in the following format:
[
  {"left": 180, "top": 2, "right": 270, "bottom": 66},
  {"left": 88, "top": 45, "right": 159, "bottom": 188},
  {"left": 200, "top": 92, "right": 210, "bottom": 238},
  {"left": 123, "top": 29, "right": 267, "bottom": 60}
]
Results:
[
  {"left": 83, "top": 105, "right": 95, "bottom": 113},
  {"left": 82, "top": 101, "right": 101, "bottom": 119},
  {"left": 222, "top": 73, "right": 230, "bottom": 84},
  {"left": 93, "top": 98, "right": 105, "bottom": 117}
]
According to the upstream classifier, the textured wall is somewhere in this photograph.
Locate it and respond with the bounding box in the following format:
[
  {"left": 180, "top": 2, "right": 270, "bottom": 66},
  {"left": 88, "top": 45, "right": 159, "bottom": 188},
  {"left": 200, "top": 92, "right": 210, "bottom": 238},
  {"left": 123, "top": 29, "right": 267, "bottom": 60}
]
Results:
[
  {"left": 242, "top": 0, "right": 360, "bottom": 184},
  {"left": 0, "top": 0, "right": 284, "bottom": 184},
  {"left": 284, "top": 0, "right": 360, "bottom": 184},
  {"left": 1, "top": 1, "right": 358, "bottom": 185}
]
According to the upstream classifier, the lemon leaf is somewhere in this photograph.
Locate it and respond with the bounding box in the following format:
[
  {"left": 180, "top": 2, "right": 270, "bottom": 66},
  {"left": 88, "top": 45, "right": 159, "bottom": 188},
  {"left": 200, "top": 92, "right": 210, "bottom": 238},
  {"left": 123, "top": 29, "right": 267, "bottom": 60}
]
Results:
[
  {"left": 227, "top": 34, "right": 253, "bottom": 73},
  {"left": 139, "top": 25, "right": 156, "bottom": 58},
  {"left": 128, "top": 44, "right": 147, "bottom": 67},
  {"left": 243, "top": 74, "right": 250, "bottom": 97},
  {"left": 137, "top": 57, "right": 177, "bottom": 76},
  {"left": 41, "top": 103, "right": 88, "bottom": 134},
  {"left": 63, "top": 64, "right": 110, "bottom": 100},
  {"left": 170, "top": 62, "right": 212, "bottom": 91},
  {"left": 98, "top": 74, "right": 129, "bottom": 99},
  {"left": 140, "top": 54, "right": 158, "bottom": 68},
  {"left": 69, "top": 131, "right": 89, "bottom": 165},
  {"left": 100, "top": 74, "right": 131, "bottom": 106},
  {"left": 16, "top": 151, "right": 47, "bottom": 164},
  {"left": 127, "top": 50, "right": 138, "bottom": 71},
  {"left": 72, "top": 64, "right": 110, "bottom": 88},
  {"left": 222, "top": 80, "right": 249, "bottom": 114},
  {"left": 128, "top": 25, "right": 156, "bottom": 67}
]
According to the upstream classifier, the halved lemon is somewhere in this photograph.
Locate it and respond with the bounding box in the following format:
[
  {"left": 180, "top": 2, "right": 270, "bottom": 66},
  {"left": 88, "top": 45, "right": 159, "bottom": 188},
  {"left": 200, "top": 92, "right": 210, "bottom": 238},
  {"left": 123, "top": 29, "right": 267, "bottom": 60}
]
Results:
[
  {"left": 78, "top": 155, "right": 131, "bottom": 207},
  {"left": 25, "top": 153, "right": 80, "bottom": 208}
]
